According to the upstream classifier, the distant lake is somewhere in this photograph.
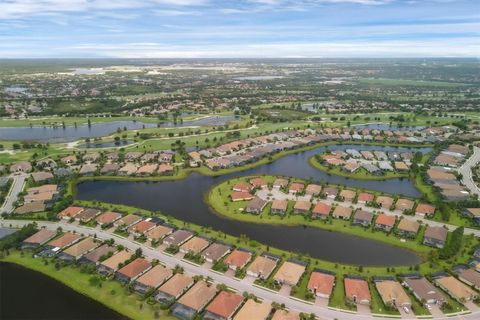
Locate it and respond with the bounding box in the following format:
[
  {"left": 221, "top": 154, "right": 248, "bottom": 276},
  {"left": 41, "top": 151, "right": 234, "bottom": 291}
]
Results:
[
  {"left": 353, "top": 123, "right": 425, "bottom": 131},
  {"left": 0, "top": 262, "right": 125, "bottom": 320},
  {"left": 0, "top": 116, "right": 237, "bottom": 143},
  {"left": 234, "top": 75, "right": 284, "bottom": 80}
]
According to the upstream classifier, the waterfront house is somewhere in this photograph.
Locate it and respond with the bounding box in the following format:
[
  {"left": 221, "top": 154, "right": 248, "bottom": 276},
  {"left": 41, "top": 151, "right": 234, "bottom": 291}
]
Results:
[
  {"left": 344, "top": 278, "right": 371, "bottom": 305},
  {"left": 312, "top": 202, "right": 331, "bottom": 219},
  {"left": 249, "top": 177, "right": 267, "bottom": 189},
  {"left": 155, "top": 273, "right": 194, "bottom": 305},
  {"left": 231, "top": 191, "right": 254, "bottom": 202},
  {"left": 201, "top": 242, "right": 231, "bottom": 263},
  {"left": 394, "top": 161, "right": 409, "bottom": 172},
  {"left": 134, "top": 264, "right": 173, "bottom": 295},
  {"left": 75, "top": 208, "right": 102, "bottom": 223},
  {"left": 31, "top": 171, "right": 54, "bottom": 183},
  {"left": 395, "top": 198, "right": 415, "bottom": 212},
  {"left": 375, "top": 280, "right": 411, "bottom": 308},
  {"left": 273, "top": 261, "right": 306, "bottom": 287},
  {"left": 224, "top": 249, "right": 252, "bottom": 271},
  {"left": 128, "top": 219, "right": 156, "bottom": 237},
  {"left": 374, "top": 214, "right": 396, "bottom": 232},
  {"left": 423, "top": 226, "right": 448, "bottom": 248},
  {"left": 157, "top": 163, "right": 174, "bottom": 175},
  {"left": 14, "top": 202, "right": 46, "bottom": 214},
  {"left": 464, "top": 208, "right": 480, "bottom": 224},
  {"left": 415, "top": 203, "right": 436, "bottom": 218},
  {"left": 163, "top": 229, "right": 194, "bottom": 247},
  {"left": 171, "top": 281, "right": 217, "bottom": 320},
  {"left": 95, "top": 211, "right": 122, "bottom": 227},
  {"left": 352, "top": 210, "right": 373, "bottom": 227},
  {"left": 204, "top": 291, "right": 244, "bottom": 320},
  {"left": 179, "top": 236, "right": 210, "bottom": 255},
  {"left": 246, "top": 255, "right": 278, "bottom": 279},
  {"left": 271, "top": 199, "right": 288, "bottom": 215},
  {"left": 339, "top": 189, "right": 356, "bottom": 202},
  {"left": 137, "top": 164, "right": 157, "bottom": 176},
  {"left": 332, "top": 205, "right": 352, "bottom": 220},
  {"left": 323, "top": 187, "right": 339, "bottom": 199},
  {"left": 289, "top": 182, "right": 304, "bottom": 194},
  {"left": 79, "top": 163, "right": 97, "bottom": 176},
  {"left": 233, "top": 299, "right": 271, "bottom": 320},
  {"left": 293, "top": 200, "right": 311, "bottom": 214},
  {"left": 376, "top": 196, "right": 394, "bottom": 209},
  {"left": 357, "top": 192, "right": 374, "bottom": 204},
  {"left": 97, "top": 250, "right": 133, "bottom": 275},
  {"left": 307, "top": 271, "right": 335, "bottom": 299},
  {"left": 100, "top": 163, "right": 120, "bottom": 175},
  {"left": 61, "top": 155, "right": 77, "bottom": 165},
  {"left": 245, "top": 197, "right": 267, "bottom": 214},
  {"left": 403, "top": 276, "right": 445, "bottom": 305},
  {"left": 79, "top": 244, "right": 117, "bottom": 265},
  {"left": 434, "top": 276, "right": 477, "bottom": 302},
  {"left": 57, "top": 237, "right": 98, "bottom": 262},
  {"left": 305, "top": 184, "right": 322, "bottom": 196},
  {"left": 273, "top": 178, "right": 288, "bottom": 189},
  {"left": 119, "top": 163, "right": 137, "bottom": 176},
  {"left": 40, "top": 232, "right": 82, "bottom": 257},
  {"left": 396, "top": 219, "right": 420, "bottom": 238},
  {"left": 21, "top": 228, "right": 56, "bottom": 249},
  {"left": 232, "top": 182, "right": 252, "bottom": 193},
  {"left": 115, "top": 258, "right": 152, "bottom": 283},
  {"left": 146, "top": 225, "right": 173, "bottom": 242},
  {"left": 114, "top": 214, "right": 143, "bottom": 230}
]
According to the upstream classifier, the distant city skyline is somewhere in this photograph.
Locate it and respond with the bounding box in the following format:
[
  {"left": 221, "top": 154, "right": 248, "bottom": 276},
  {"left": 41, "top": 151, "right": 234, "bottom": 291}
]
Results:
[{"left": 1, "top": 0, "right": 479, "bottom": 58}]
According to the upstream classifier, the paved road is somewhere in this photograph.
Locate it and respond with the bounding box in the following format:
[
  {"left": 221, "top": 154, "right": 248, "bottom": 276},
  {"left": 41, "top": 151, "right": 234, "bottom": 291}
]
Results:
[
  {"left": 0, "top": 174, "right": 27, "bottom": 214},
  {"left": 2, "top": 219, "right": 478, "bottom": 320},
  {"left": 459, "top": 146, "right": 480, "bottom": 198}
]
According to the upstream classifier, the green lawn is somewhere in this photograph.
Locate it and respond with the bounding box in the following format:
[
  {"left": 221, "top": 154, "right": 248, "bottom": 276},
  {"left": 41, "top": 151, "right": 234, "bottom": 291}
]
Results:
[{"left": 1, "top": 251, "right": 175, "bottom": 320}]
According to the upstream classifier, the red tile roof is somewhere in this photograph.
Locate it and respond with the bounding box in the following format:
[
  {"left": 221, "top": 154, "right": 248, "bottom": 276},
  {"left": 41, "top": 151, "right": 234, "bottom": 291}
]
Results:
[{"left": 206, "top": 291, "right": 244, "bottom": 319}]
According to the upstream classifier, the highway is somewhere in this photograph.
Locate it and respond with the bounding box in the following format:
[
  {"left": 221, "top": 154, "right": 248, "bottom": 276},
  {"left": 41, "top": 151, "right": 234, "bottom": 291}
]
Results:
[
  {"left": 459, "top": 146, "right": 480, "bottom": 198},
  {"left": 2, "top": 218, "right": 478, "bottom": 320}
]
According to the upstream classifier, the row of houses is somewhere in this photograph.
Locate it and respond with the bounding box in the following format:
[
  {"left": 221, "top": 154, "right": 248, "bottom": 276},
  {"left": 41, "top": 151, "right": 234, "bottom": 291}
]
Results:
[
  {"left": 20, "top": 227, "right": 301, "bottom": 320},
  {"left": 14, "top": 184, "right": 60, "bottom": 214}
]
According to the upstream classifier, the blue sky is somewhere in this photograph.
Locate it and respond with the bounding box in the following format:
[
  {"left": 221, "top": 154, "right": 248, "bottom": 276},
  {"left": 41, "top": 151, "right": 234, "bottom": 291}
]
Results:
[{"left": 0, "top": 0, "right": 478, "bottom": 58}]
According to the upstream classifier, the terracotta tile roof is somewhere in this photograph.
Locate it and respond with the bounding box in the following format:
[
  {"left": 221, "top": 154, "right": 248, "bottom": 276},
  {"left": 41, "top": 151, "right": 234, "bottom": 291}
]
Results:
[
  {"left": 128, "top": 220, "right": 156, "bottom": 234},
  {"left": 375, "top": 280, "right": 411, "bottom": 307},
  {"left": 206, "top": 291, "right": 244, "bottom": 319},
  {"left": 395, "top": 198, "right": 415, "bottom": 211},
  {"left": 100, "top": 250, "right": 133, "bottom": 270},
  {"left": 294, "top": 200, "right": 311, "bottom": 212},
  {"left": 271, "top": 200, "right": 288, "bottom": 211},
  {"left": 376, "top": 196, "right": 394, "bottom": 208},
  {"left": 177, "top": 281, "right": 217, "bottom": 311},
  {"left": 273, "top": 261, "right": 306, "bottom": 286},
  {"left": 305, "top": 184, "right": 322, "bottom": 195},
  {"left": 340, "top": 189, "right": 356, "bottom": 201},
  {"left": 375, "top": 213, "right": 396, "bottom": 227},
  {"left": 357, "top": 192, "right": 374, "bottom": 203},
  {"left": 250, "top": 177, "right": 267, "bottom": 188},
  {"left": 224, "top": 249, "right": 252, "bottom": 269},
  {"left": 158, "top": 273, "right": 193, "bottom": 297},
  {"left": 57, "top": 206, "right": 84, "bottom": 218},
  {"left": 435, "top": 276, "right": 476, "bottom": 301},
  {"left": 117, "top": 258, "right": 151, "bottom": 279},
  {"left": 273, "top": 178, "right": 288, "bottom": 188},
  {"left": 95, "top": 211, "right": 122, "bottom": 225},
  {"left": 47, "top": 232, "right": 81, "bottom": 248},
  {"left": 312, "top": 202, "right": 331, "bottom": 216},
  {"left": 146, "top": 225, "right": 173, "bottom": 240},
  {"left": 62, "top": 238, "right": 98, "bottom": 257},
  {"left": 233, "top": 182, "right": 252, "bottom": 193},
  {"left": 271, "top": 309, "right": 300, "bottom": 320},
  {"left": 307, "top": 271, "right": 335, "bottom": 296},
  {"left": 247, "top": 256, "right": 277, "bottom": 277},
  {"left": 231, "top": 191, "right": 254, "bottom": 202},
  {"left": 397, "top": 219, "right": 420, "bottom": 233},
  {"left": 416, "top": 203, "right": 436, "bottom": 216},
  {"left": 23, "top": 229, "right": 56, "bottom": 245},
  {"left": 180, "top": 236, "right": 210, "bottom": 254},
  {"left": 333, "top": 205, "right": 352, "bottom": 219},
  {"left": 233, "top": 299, "right": 271, "bottom": 320},
  {"left": 135, "top": 264, "right": 172, "bottom": 288},
  {"left": 344, "top": 278, "right": 371, "bottom": 302},
  {"left": 289, "top": 182, "right": 304, "bottom": 192}
]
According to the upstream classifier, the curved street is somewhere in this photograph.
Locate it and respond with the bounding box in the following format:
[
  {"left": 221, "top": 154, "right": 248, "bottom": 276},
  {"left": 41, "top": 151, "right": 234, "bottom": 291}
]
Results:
[
  {"left": 1, "top": 218, "right": 478, "bottom": 320},
  {"left": 459, "top": 146, "right": 480, "bottom": 198}
]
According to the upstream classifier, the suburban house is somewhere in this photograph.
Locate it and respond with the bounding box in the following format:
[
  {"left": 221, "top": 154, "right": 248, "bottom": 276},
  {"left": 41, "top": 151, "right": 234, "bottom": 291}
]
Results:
[
  {"left": 374, "top": 214, "right": 396, "bottom": 232},
  {"left": 201, "top": 243, "right": 231, "bottom": 263},
  {"left": 352, "top": 210, "right": 373, "bottom": 227},
  {"left": 415, "top": 203, "right": 436, "bottom": 218},
  {"left": 163, "top": 229, "right": 194, "bottom": 247},
  {"left": 233, "top": 299, "right": 271, "bottom": 320},
  {"left": 423, "top": 226, "right": 448, "bottom": 248},
  {"left": 10, "top": 161, "right": 32, "bottom": 173},
  {"left": 179, "top": 236, "right": 210, "bottom": 255},
  {"left": 233, "top": 182, "right": 252, "bottom": 193},
  {"left": 402, "top": 277, "right": 445, "bottom": 305},
  {"left": 375, "top": 280, "right": 411, "bottom": 308},
  {"left": 171, "top": 281, "right": 217, "bottom": 320},
  {"left": 224, "top": 249, "right": 252, "bottom": 271},
  {"left": 155, "top": 273, "right": 194, "bottom": 304},
  {"left": 231, "top": 191, "right": 254, "bottom": 202},
  {"left": 288, "top": 182, "right": 304, "bottom": 195},
  {"left": 21, "top": 228, "right": 57, "bottom": 249},
  {"left": 246, "top": 255, "right": 278, "bottom": 279},
  {"left": 146, "top": 225, "right": 173, "bottom": 242},
  {"left": 434, "top": 276, "right": 477, "bottom": 302},
  {"left": 204, "top": 291, "right": 244, "bottom": 320},
  {"left": 134, "top": 264, "right": 173, "bottom": 295},
  {"left": 293, "top": 200, "right": 311, "bottom": 214},
  {"left": 271, "top": 199, "right": 288, "bottom": 215},
  {"left": 128, "top": 220, "right": 157, "bottom": 237},
  {"left": 271, "top": 309, "right": 300, "bottom": 320},
  {"left": 114, "top": 214, "right": 143, "bottom": 230},
  {"left": 357, "top": 192, "right": 374, "bottom": 204},
  {"left": 395, "top": 198, "right": 415, "bottom": 212},
  {"left": 305, "top": 184, "right": 322, "bottom": 196},
  {"left": 249, "top": 177, "right": 267, "bottom": 189},
  {"left": 396, "top": 219, "right": 420, "bottom": 238},
  {"left": 376, "top": 196, "right": 394, "bottom": 209},
  {"left": 457, "top": 269, "right": 480, "bottom": 290},
  {"left": 273, "top": 178, "right": 288, "bottom": 189},
  {"left": 31, "top": 171, "right": 54, "bottom": 183},
  {"left": 464, "top": 208, "right": 480, "bottom": 224},
  {"left": 245, "top": 197, "right": 267, "bottom": 214},
  {"left": 97, "top": 250, "right": 133, "bottom": 275},
  {"left": 344, "top": 278, "right": 371, "bottom": 305},
  {"left": 307, "top": 270, "right": 335, "bottom": 299},
  {"left": 323, "top": 187, "right": 339, "bottom": 199},
  {"left": 339, "top": 189, "right": 356, "bottom": 202},
  {"left": 115, "top": 258, "right": 152, "bottom": 283},
  {"left": 273, "top": 260, "right": 306, "bottom": 287},
  {"left": 74, "top": 208, "right": 102, "bottom": 223},
  {"left": 57, "top": 237, "right": 98, "bottom": 262},
  {"left": 332, "top": 205, "right": 352, "bottom": 220},
  {"left": 78, "top": 244, "right": 117, "bottom": 266},
  {"left": 312, "top": 202, "right": 331, "bottom": 219},
  {"left": 95, "top": 211, "right": 122, "bottom": 227},
  {"left": 41, "top": 232, "right": 82, "bottom": 257}
]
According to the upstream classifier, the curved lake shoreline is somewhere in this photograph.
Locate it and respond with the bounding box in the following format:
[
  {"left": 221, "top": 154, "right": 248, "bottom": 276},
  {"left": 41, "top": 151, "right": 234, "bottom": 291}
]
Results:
[{"left": 76, "top": 144, "right": 430, "bottom": 266}]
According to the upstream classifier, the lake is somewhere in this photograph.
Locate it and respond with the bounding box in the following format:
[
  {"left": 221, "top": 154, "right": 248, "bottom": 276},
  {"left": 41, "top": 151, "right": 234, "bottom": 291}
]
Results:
[
  {"left": 77, "top": 144, "right": 430, "bottom": 266},
  {"left": 0, "top": 116, "right": 237, "bottom": 143},
  {"left": 0, "top": 262, "right": 125, "bottom": 320}
]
